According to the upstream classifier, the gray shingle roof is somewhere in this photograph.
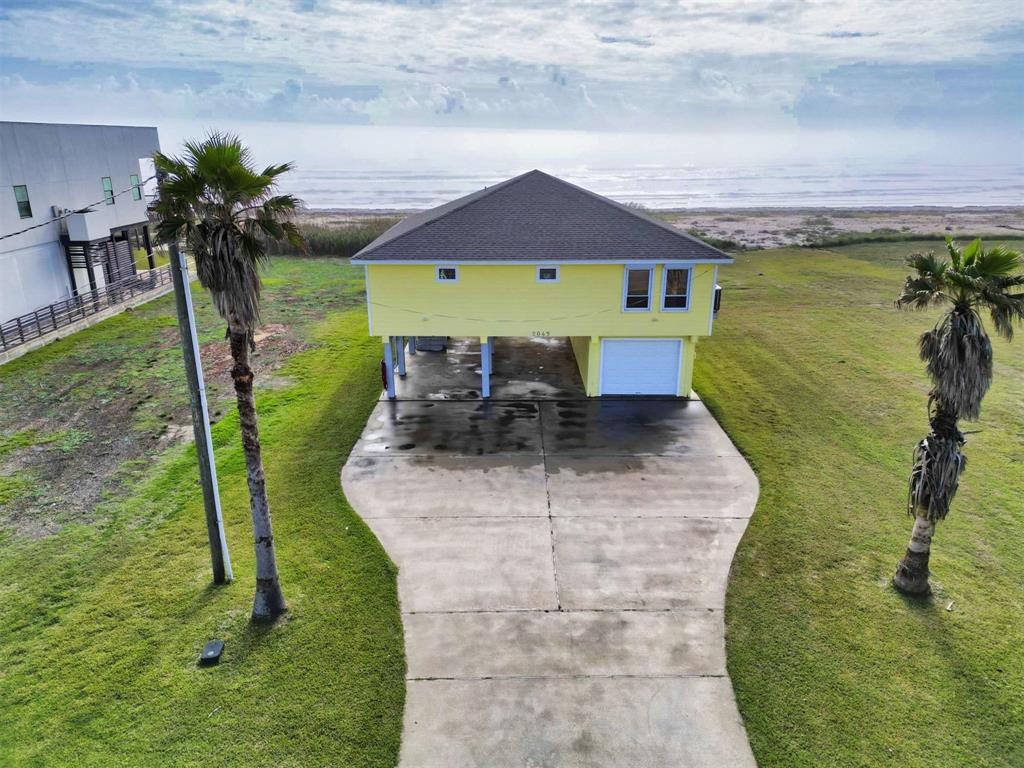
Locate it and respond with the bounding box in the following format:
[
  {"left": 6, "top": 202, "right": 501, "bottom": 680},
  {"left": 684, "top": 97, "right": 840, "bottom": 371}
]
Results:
[{"left": 351, "top": 170, "right": 733, "bottom": 263}]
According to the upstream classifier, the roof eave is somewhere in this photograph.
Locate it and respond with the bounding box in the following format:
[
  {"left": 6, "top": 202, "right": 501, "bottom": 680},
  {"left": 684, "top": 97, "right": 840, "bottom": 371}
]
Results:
[{"left": 351, "top": 256, "right": 735, "bottom": 265}]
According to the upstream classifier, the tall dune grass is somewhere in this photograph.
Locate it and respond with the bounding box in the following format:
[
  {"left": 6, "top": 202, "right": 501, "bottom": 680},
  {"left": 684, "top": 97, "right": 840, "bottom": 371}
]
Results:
[{"left": 268, "top": 218, "right": 401, "bottom": 258}]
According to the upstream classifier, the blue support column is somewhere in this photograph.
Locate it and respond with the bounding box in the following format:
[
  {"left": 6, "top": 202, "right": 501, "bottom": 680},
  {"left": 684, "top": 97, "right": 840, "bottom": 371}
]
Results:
[
  {"left": 408, "top": 336, "right": 417, "bottom": 355},
  {"left": 480, "top": 337, "right": 491, "bottom": 399},
  {"left": 383, "top": 337, "right": 396, "bottom": 399},
  {"left": 397, "top": 335, "right": 407, "bottom": 377}
]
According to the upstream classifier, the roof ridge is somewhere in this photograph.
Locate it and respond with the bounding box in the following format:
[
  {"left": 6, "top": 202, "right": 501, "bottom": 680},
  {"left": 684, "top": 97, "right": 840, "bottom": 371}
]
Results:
[
  {"left": 354, "top": 169, "right": 540, "bottom": 259},
  {"left": 531, "top": 170, "right": 732, "bottom": 260}
]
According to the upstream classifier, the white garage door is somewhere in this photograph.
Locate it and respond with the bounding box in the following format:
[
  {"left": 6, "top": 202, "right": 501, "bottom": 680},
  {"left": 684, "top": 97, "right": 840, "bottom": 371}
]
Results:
[{"left": 600, "top": 339, "right": 682, "bottom": 396}]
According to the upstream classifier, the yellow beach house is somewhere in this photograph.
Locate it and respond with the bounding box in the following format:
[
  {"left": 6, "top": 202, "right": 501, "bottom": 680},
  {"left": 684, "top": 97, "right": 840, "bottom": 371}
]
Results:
[{"left": 352, "top": 170, "right": 732, "bottom": 399}]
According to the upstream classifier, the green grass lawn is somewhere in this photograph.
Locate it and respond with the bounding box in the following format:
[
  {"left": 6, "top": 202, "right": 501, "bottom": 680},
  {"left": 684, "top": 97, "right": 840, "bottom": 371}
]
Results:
[
  {"left": 0, "top": 259, "right": 404, "bottom": 767},
  {"left": 134, "top": 247, "right": 172, "bottom": 271},
  {"left": 696, "top": 241, "right": 1024, "bottom": 768}
]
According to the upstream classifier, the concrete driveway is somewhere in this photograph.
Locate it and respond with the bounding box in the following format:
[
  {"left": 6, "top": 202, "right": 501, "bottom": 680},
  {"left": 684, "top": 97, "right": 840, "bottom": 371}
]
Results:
[{"left": 343, "top": 395, "right": 759, "bottom": 766}]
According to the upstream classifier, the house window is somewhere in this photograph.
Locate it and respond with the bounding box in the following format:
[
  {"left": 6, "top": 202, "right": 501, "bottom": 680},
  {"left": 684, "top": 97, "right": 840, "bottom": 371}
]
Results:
[
  {"left": 102, "top": 177, "right": 114, "bottom": 205},
  {"left": 436, "top": 266, "right": 459, "bottom": 282},
  {"left": 13, "top": 185, "right": 32, "bottom": 219},
  {"left": 537, "top": 266, "right": 560, "bottom": 282},
  {"left": 130, "top": 174, "right": 142, "bottom": 201},
  {"left": 661, "top": 266, "right": 691, "bottom": 311},
  {"left": 623, "top": 266, "right": 652, "bottom": 311}
]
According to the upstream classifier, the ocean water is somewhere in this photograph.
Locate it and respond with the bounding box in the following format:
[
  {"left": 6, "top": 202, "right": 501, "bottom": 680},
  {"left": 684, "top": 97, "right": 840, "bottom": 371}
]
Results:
[
  {"left": 163, "top": 121, "right": 1024, "bottom": 210},
  {"left": 282, "top": 162, "right": 1024, "bottom": 210}
]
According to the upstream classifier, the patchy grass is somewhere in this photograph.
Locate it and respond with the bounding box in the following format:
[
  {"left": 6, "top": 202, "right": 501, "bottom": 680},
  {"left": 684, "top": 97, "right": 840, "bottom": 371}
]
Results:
[
  {"left": 0, "top": 258, "right": 404, "bottom": 766},
  {"left": 0, "top": 474, "right": 33, "bottom": 505},
  {"left": 696, "top": 241, "right": 1024, "bottom": 768},
  {"left": 0, "top": 429, "right": 43, "bottom": 460},
  {"left": 803, "top": 230, "right": 1024, "bottom": 249},
  {"left": 0, "top": 259, "right": 366, "bottom": 536}
]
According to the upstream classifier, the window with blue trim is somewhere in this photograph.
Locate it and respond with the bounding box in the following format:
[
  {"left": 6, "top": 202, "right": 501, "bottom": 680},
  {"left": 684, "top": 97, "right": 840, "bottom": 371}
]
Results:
[
  {"left": 662, "top": 267, "right": 690, "bottom": 310},
  {"left": 624, "top": 267, "right": 652, "bottom": 310}
]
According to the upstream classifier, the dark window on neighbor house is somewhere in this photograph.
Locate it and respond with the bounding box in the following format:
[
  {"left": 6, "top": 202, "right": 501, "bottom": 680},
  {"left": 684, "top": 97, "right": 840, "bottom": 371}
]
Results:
[
  {"left": 537, "top": 266, "right": 559, "bottom": 282},
  {"left": 130, "top": 174, "right": 141, "bottom": 201},
  {"left": 102, "top": 176, "right": 114, "bottom": 204},
  {"left": 436, "top": 266, "right": 458, "bottom": 282},
  {"left": 13, "top": 185, "right": 32, "bottom": 219},
  {"left": 623, "top": 266, "right": 652, "bottom": 310},
  {"left": 662, "top": 267, "right": 691, "bottom": 310}
]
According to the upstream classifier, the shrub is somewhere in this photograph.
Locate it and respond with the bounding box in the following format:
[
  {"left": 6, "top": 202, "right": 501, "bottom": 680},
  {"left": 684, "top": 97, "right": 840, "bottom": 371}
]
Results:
[{"left": 268, "top": 218, "right": 400, "bottom": 258}]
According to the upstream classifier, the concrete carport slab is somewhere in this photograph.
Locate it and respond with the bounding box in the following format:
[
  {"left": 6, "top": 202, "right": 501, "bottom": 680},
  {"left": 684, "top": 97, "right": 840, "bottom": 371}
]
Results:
[
  {"left": 342, "top": 386, "right": 759, "bottom": 766},
  {"left": 389, "top": 336, "right": 587, "bottom": 401}
]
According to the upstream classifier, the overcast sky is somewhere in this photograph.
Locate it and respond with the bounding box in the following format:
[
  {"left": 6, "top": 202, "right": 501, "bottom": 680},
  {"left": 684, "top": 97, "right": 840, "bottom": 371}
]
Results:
[{"left": 1, "top": 0, "right": 1022, "bottom": 138}]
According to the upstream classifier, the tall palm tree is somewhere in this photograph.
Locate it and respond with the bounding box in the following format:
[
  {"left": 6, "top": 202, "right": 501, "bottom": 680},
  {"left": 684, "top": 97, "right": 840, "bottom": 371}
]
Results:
[
  {"left": 153, "top": 133, "right": 304, "bottom": 621},
  {"left": 893, "top": 238, "right": 1023, "bottom": 595}
]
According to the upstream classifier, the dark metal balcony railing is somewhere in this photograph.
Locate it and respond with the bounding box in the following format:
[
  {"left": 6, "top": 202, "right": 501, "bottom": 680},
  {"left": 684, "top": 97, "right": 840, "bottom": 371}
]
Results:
[{"left": 0, "top": 265, "right": 173, "bottom": 354}]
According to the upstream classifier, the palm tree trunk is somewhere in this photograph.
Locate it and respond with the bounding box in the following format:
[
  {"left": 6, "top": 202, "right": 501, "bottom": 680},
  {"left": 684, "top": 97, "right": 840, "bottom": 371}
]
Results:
[
  {"left": 228, "top": 319, "right": 286, "bottom": 621},
  {"left": 893, "top": 516, "right": 934, "bottom": 594}
]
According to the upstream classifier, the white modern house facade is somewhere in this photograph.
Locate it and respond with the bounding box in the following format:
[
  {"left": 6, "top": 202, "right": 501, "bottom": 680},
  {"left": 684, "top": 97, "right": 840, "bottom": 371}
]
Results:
[{"left": 0, "top": 121, "right": 161, "bottom": 324}]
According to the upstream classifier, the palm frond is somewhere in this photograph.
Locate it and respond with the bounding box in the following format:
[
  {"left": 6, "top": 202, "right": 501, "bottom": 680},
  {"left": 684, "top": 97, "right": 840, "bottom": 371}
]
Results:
[
  {"left": 960, "top": 238, "right": 981, "bottom": 267},
  {"left": 919, "top": 307, "right": 993, "bottom": 420},
  {"left": 944, "top": 236, "right": 961, "bottom": 268},
  {"left": 980, "top": 288, "right": 1024, "bottom": 341},
  {"left": 970, "top": 245, "right": 1023, "bottom": 279},
  {"left": 152, "top": 134, "right": 304, "bottom": 333},
  {"left": 261, "top": 162, "right": 296, "bottom": 179},
  {"left": 907, "top": 429, "right": 965, "bottom": 521},
  {"left": 896, "top": 252, "right": 948, "bottom": 309}
]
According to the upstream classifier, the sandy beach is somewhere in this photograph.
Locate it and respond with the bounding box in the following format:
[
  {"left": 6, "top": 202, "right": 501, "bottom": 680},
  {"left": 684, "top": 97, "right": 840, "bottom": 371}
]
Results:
[{"left": 298, "top": 206, "right": 1024, "bottom": 250}]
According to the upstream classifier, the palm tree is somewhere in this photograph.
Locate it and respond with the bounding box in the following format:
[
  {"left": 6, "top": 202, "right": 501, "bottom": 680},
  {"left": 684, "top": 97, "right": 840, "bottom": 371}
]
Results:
[
  {"left": 893, "top": 238, "right": 1024, "bottom": 595},
  {"left": 153, "top": 133, "right": 304, "bottom": 621}
]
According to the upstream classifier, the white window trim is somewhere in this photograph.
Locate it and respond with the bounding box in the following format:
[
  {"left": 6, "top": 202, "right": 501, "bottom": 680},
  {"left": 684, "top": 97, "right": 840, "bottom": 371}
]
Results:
[
  {"left": 536, "top": 265, "right": 560, "bottom": 283},
  {"left": 621, "top": 265, "right": 654, "bottom": 312},
  {"left": 435, "top": 265, "right": 459, "bottom": 283},
  {"left": 660, "top": 263, "right": 694, "bottom": 312}
]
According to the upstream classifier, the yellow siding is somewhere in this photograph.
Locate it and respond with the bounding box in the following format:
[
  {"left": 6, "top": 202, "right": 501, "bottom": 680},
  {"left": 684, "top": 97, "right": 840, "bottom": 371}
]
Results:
[
  {"left": 366, "top": 263, "right": 717, "bottom": 338},
  {"left": 679, "top": 336, "right": 697, "bottom": 397},
  {"left": 569, "top": 335, "right": 603, "bottom": 395}
]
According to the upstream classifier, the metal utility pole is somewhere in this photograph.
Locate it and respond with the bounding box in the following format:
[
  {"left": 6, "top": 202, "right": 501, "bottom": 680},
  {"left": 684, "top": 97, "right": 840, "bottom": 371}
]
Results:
[{"left": 169, "top": 242, "right": 233, "bottom": 584}]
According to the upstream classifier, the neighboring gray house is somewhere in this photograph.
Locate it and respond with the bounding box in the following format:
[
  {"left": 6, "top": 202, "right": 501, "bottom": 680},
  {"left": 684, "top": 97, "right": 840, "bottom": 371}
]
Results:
[{"left": 0, "top": 121, "right": 160, "bottom": 324}]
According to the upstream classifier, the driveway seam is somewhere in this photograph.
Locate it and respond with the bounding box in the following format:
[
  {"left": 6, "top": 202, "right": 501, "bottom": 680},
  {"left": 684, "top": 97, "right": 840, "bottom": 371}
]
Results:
[
  {"left": 407, "top": 673, "right": 729, "bottom": 681},
  {"left": 536, "top": 403, "right": 562, "bottom": 611},
  {"left": 361, "top": 514, "right": 752, "bottom": 520},
  {"left": 403, "top": 607, "right": 720, "bottom": 615}
]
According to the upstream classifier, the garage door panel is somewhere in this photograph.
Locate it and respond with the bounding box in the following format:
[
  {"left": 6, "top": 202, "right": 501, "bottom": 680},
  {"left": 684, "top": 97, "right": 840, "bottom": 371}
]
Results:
[{"left": 600, "top": 339, "right": 681, "bottom": 396}]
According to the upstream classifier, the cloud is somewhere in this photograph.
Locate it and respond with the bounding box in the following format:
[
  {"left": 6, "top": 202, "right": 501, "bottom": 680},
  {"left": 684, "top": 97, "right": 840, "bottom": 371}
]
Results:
[
  {"left": 596, "top": 34, "right": 653, "bottom": 48},
  {"left": 819, "top": 31, "right": 880, "bottom": 39},
  {"left": 544, "top": 65, "right": 569, "bottom": 87},
  {"left": 789, "top": 56, "right": 1024, "bottom": 128},
  {"left": 429, "top": 83, "right": 465, "bottom": 114},
  {"left": 0, "top": 0, "right": 1021, "bottom": 131}
]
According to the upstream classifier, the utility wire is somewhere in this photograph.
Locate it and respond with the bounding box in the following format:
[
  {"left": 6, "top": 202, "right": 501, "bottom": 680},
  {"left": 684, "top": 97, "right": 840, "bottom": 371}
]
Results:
[{"left": 0, "top": 174, "right": 158, "bottom": 243}]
